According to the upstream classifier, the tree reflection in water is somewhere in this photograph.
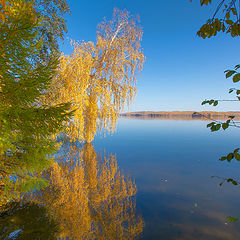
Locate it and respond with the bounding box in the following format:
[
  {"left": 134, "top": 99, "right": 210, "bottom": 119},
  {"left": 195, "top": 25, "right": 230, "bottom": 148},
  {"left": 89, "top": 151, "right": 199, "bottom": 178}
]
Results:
[
  {"left": 28, "top": 142, "right": 143, "bottom": 239},
  {"left": 0, "top": 202, "right": 59, "bottom": 240}
]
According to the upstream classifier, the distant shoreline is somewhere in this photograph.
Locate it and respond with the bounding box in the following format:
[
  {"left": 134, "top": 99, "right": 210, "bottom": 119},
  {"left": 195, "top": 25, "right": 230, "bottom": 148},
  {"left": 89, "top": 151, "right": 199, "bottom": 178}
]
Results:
[{"left": 120, "top": 111, "right": 240, "bottom": 120}]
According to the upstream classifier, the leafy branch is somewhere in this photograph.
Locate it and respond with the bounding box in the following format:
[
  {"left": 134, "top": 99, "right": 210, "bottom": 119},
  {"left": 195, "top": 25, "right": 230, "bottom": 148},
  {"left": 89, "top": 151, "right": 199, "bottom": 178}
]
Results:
[
  {"left": 211, "top": 175, "right": 240, "bottom": 222},
  {"left": 199, "top": 63, "right": 240, "bottom": 161},
  {"left": 194, "top": 0, "right": 240, "bottom": 38},
  {"left": 193, "top": 0, "right": 240, "bottom": 225},
  {"left": 212, "top": 175, "right": 240, "bottom": 186}
]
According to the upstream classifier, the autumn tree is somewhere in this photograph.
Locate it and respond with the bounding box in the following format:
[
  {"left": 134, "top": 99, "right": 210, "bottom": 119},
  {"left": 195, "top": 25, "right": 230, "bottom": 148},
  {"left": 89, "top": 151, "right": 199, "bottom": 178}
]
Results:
[
  {"left": 28, "top": 143, "right": 144, "bottom": 239},
  {"left": 43, "top": 9, "right": 145, "bottom": 143},
  {"left": 0, "top": 0, "right": 71, "bottom": 205}
]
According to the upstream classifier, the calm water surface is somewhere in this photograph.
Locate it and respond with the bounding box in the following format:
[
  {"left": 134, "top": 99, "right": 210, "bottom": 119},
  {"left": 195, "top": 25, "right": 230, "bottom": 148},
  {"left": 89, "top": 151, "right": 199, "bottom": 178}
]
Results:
[
  {"left": 93, "top": 118, "right": 240, "bottom": 240},
  {"left": 1, "top": 118, "right": 240, "bottom": 239}
]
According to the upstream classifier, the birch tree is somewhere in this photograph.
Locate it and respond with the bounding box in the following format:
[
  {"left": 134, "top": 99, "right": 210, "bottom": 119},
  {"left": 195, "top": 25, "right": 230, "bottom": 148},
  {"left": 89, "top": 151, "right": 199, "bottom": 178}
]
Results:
[{"left": 43, "top": 9, "right": 145, "bottom": 142}]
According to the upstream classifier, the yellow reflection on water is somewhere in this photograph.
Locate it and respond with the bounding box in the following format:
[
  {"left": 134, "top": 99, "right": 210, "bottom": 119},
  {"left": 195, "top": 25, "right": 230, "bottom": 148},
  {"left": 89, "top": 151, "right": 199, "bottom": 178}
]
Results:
[{"left": 30, "top": 143, "right": 143, "bottom": 239}]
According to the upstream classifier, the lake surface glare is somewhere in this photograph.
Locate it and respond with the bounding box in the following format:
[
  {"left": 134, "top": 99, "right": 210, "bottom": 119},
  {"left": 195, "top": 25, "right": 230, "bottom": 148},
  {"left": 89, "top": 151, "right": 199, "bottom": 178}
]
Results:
[{"left": 93, "top": 118, "right": 240, "bottom": 240}]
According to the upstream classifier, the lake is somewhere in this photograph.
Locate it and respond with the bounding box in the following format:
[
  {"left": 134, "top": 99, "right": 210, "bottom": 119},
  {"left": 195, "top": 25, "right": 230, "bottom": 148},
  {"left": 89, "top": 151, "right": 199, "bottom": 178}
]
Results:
[
  {"left": 93, "top": 117, "right": 240, "bottom": 240},
  {"left": 1, "top": 117, "right": 240, "bottom": 239}
]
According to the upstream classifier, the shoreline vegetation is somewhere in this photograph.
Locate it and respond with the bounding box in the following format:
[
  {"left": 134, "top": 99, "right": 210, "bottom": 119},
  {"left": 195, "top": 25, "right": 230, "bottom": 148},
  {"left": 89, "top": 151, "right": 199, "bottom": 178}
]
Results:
[{"left": 120, "top": 111, "right": 240, "bottom": 120}]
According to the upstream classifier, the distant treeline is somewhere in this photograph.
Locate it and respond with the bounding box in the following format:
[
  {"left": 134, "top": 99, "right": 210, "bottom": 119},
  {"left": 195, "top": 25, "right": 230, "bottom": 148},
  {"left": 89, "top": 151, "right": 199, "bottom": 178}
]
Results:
[{"left": 120, "top": 111, "right": 240, "bottom": 120}]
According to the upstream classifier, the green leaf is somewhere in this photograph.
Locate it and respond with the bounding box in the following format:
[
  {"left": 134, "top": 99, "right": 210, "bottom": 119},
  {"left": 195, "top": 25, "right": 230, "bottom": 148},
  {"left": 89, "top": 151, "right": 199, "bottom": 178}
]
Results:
[
  {"left": 200, "top": 0, "right": 212, "bottom": 6},
  {"left": 227, "top": 216, "right": 239, "bottom": 222},
  {"left": 225, "top": 70, "right": 236, "bottom": 78},
  {"left": 229, "top": 88, "right": 234, "bottom": 93},
  {"left": 226, "top": 178, "right": 238, "bottom": 185},
  {"left": 215, "top": 124, "right": 221, "bottom": 131},
  {"left": 235, "top": 153, "right": 240, "bottom": 161},
  {"left": 207, "top": 122, "right": 215, "bottom": 128},
  {"left": 213, "top": 100, "right": 218, "bottom": 106},
  {"left": 226, "top": 11, "right": 230, "bottom": 20},
  {"left": 222, "top": 122, "right": 229, "bottom": 130},
  {"left": 235, "top": 64, "right": 240, "bottom": 70},
  {"left": 233, "top": 73, "right": 240, "bottom": 82},
  {"left": 222, "top": 24, "right": 226, "bottom": 32},
  {"left": 227, "top": 153, "right": 234, "bottom": 162},
  {"left": 225, "top": 19, "right": 234, "bottom": 25},
  {"left": 211, "top": 123, "right": 221, "bottom": 132},
  {"left": 222, "top": 178, "right": 238, "bottom": 186},
  {"left": 231, "top": 8, "right": 237, "bottom": 16},
  {"left": 220, "top": 156, "right": 227, "bottom": 161},
  {"left": 233, "top": 148, "right": 239, "bottom": 154},
  {"left": 232, "top": 180, "right": 238, "bottom": 185},
  {"left": 210, "top": 125, "right": 216, "bottom": 131}
]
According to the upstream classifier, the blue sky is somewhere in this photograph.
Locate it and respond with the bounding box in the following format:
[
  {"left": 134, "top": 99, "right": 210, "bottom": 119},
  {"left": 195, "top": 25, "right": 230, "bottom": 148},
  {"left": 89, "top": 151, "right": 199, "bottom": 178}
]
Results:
[{"left": 60, "top": 0, "right": 240, "bottom": 112}]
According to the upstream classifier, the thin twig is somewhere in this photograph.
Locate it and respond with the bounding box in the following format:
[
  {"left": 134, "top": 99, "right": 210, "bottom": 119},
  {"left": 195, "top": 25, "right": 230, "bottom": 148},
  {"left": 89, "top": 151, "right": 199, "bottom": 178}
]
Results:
[{"left": 213, "top": 0, "right": 226, "bottom": 19}]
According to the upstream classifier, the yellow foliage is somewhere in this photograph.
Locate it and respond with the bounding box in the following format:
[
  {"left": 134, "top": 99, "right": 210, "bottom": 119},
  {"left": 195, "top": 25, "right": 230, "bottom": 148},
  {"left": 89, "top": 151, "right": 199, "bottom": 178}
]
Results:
[
  {"left": 42, "top": 9, "right": 145, "bottom": 142},
  {"left": 29, "top": 143, "right": 144, "bottom": 239},
  {"left": 0, "top": 0, "right": 36, "bottom": 27}
]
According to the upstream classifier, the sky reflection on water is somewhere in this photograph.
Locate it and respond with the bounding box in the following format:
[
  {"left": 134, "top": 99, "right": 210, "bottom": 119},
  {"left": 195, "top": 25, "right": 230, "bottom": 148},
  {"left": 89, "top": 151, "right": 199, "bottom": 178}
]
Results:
[
  {"left": 93, "top": 118, "right": 240, "bottom": 239},
  {"left": 1, "top": 118, "right": 240, "bottom": 239}
]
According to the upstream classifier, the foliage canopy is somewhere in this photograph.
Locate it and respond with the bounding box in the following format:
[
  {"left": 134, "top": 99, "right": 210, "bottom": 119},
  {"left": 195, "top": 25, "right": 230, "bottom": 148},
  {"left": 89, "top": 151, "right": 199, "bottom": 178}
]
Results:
[
  {"left": 0, "top": 0, "right": 71, "bottom": 205},
  {"left": 191, "top": 0, "right": 240, "bottom": 38},
  {"left": 43, "top": 9, "right": 145, "bottom": 143}
]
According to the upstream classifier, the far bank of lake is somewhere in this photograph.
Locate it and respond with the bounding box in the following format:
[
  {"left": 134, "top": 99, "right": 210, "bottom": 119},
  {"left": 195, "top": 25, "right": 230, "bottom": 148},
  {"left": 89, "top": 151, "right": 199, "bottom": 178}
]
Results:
[{"left": 120, "top": 111, "right": 240, "bottom": 120}]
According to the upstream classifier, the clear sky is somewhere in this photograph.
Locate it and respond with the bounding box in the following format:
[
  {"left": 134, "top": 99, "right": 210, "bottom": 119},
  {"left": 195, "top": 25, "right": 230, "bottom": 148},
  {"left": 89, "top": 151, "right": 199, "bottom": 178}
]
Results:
[{"left": 60, "top": 0, "right": 240, "bottom": 112}]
